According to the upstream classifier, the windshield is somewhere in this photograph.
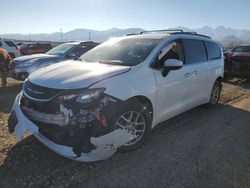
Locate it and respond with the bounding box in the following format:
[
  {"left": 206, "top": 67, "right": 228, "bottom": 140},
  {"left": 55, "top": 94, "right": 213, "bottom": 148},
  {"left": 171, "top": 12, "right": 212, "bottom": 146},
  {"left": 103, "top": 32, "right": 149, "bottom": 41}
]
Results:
[
  {"left": 20, "top": 44, "right": 29, "bottom": 49},
  {"left": 80, "top": 38, "right": 160, "bottom": 66},
  {"left": 232, "top": 46, "right": 250, "bottom": 53},
  {"left": 46, "top": 43, "right": 76, "bottom": 55}
]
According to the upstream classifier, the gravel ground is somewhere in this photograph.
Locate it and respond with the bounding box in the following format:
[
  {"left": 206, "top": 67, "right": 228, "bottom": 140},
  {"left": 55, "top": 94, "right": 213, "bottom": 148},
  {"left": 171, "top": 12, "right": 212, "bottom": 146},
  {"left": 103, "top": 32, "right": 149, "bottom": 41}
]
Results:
[{"left": 0, "top": 77, "right": 250, "bottom": 188}]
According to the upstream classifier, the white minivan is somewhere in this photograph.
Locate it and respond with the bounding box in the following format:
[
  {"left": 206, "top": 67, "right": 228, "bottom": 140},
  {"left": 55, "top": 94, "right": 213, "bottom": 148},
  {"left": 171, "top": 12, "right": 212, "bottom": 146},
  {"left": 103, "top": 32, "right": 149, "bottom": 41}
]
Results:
[{"left": 8, "top": 30, "right": 224, "bottom": 162}]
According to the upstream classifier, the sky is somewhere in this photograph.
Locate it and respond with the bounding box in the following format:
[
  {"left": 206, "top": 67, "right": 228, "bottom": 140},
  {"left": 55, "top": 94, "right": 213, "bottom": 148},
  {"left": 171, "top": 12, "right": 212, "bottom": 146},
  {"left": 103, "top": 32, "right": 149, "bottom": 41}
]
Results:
[{"left": 1, "top": 0, "right": 250, "bottom": 34}]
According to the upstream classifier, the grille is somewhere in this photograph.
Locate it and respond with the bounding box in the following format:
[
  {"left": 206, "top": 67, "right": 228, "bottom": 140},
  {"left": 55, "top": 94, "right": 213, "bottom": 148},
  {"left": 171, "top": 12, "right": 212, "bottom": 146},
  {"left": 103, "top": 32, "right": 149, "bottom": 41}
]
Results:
[
  {"left": 23, "top": 80, "right": 64, "bottom": 100},
  {"left": 21, "top": 94, "right": 60, "bottom": 114}
]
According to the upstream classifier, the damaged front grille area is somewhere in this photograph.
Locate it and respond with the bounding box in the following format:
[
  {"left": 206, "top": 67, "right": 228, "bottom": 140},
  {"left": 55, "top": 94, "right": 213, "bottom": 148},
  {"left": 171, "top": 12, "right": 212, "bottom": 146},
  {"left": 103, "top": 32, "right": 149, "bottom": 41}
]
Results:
[
  {"left": 20, "top": 90, "right": 124, "bottom": 156},
  {"left": 21, "top": 94, "right": 60, "bottom": 114},
  {"left": 33, "top": 121, "right": 96, "bottom": 155},
  {"left": 23, "top": 80, "right": 64, "bottom": 100}
]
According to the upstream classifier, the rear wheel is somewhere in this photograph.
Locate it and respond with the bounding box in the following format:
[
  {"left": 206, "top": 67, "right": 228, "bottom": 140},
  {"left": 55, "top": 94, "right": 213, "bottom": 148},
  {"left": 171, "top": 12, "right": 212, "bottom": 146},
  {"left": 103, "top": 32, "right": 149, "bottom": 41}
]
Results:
[
  {"left": 205, "top": 80, "right": 222, "bottom": 107},
  {"left": 111, "top": 101, "right": 152, "bottom": 152}
]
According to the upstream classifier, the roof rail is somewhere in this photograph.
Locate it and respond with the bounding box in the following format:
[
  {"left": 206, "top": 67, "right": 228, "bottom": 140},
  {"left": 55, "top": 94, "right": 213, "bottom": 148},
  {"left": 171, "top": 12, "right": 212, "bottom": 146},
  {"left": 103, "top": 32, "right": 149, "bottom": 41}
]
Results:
[
  {"left": 139, "top": 29, "right": 211, "bottom": 38},
  {"left": 140, "top": 29, "right": 183, "bottom": 34},
  {"left": 170, "top": 32, "right": 211, "bottom": 38}
]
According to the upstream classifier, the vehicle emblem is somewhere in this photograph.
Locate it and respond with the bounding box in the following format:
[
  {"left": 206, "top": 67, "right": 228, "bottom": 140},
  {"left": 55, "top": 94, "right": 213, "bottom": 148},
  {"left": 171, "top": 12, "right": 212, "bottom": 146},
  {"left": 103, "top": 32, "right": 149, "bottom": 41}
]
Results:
[{"left": 27, "top": 87, "right": 44, "bottom": 95}]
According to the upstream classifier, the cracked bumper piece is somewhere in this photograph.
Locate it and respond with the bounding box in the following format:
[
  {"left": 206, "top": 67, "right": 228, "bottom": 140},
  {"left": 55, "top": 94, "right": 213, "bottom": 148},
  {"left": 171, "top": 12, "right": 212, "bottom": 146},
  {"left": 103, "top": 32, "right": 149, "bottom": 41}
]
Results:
[{"left": 9, "top": 93, "right": 136, "bottom": 162}]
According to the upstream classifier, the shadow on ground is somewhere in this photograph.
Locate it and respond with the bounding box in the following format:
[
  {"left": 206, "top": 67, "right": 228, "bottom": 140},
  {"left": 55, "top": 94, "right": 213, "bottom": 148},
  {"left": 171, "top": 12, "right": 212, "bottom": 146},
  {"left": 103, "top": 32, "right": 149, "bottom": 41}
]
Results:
[
  {"left": 0, "top": 104, "right": 249, "bottom": 188},
  {"left": 223, "top": 77, "right": 250, "bottom": 89}
]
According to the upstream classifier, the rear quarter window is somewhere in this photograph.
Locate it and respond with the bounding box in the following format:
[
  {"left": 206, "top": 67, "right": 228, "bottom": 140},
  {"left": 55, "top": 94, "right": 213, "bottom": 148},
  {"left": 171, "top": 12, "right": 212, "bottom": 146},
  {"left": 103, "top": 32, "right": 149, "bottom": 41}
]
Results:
[
  {"left": 182, "top": 39, "right": 207, "bottom": 64},
  {"left": 205, "top": 41, "right": 221, "bottom": 60}
]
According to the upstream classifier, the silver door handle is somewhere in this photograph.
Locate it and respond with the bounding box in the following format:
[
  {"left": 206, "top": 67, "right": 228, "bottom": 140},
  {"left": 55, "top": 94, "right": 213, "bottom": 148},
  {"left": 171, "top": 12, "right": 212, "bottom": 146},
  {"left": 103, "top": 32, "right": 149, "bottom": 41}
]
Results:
[{"left": 185, "top": 71, "right": 197, "bottom": 77}]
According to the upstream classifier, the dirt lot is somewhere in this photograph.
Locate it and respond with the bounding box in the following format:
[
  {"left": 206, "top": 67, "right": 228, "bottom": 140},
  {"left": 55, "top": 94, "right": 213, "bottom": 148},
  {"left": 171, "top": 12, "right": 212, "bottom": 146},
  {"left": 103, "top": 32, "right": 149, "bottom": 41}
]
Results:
[{"left": 0, "top": 77, "right": 250, "bottom": 188}]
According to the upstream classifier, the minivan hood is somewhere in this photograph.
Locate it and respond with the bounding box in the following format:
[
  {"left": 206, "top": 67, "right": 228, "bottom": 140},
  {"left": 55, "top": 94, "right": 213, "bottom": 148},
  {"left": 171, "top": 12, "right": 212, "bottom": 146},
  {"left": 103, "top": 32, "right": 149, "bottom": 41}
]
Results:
[
  {"left": 28, "top": 60, "right": 131, "bottom": 89},
  {"left": 14, "top": 54, "right": 59, "bottom": 63}
]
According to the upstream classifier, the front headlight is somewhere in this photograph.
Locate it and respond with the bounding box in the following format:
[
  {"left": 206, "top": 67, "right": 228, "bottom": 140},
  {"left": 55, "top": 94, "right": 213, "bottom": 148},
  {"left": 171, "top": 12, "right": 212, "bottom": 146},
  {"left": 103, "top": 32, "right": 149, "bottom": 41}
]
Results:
[
  {"left": 59, "top": 88, "right": 105, "bottom": 104},
  {"left": 21, "top": 59, "right": 37, "bottom": 67}
]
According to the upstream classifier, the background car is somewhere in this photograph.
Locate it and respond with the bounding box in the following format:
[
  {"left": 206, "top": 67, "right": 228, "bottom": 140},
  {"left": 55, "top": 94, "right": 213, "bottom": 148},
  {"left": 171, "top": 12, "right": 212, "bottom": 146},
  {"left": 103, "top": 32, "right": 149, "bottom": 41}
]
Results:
[
  {"left": 16, "top": 42, "right": 24, "bottom": 47},
  {"left": 0, "top": 38, "right": 21, "bottom": 58},
  {"left": 224, "top": 45, "right": 250, "bottom": 77},
  {"left": 20, "top": 43, "right": 53, "bottom": 55},
  {"left": 9, "top": 41, "right": 99, "bottom": 80}
]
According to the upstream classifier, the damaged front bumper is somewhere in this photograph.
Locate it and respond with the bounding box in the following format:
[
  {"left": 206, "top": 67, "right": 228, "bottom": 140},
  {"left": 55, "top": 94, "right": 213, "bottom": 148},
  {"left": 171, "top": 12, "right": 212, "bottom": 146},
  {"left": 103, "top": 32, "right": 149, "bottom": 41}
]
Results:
[{"left": 8, "top": 93, "right": 136, "bottom": 162}]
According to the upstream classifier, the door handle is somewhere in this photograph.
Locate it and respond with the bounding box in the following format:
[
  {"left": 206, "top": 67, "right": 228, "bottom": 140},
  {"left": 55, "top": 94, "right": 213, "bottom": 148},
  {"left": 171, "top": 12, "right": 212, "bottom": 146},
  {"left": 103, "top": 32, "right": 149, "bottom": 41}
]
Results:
[{"left": 185, "top": 71, "right": 197, "bottom": 77}]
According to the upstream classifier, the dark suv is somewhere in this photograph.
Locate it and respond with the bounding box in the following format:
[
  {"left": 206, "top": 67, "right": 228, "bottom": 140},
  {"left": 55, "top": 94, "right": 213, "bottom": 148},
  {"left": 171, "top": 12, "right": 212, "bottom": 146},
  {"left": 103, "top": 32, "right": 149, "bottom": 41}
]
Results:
[
  {"left": 20, "top": 43, "right": 53, "bottom": 55},
  {"left": 224, "top": 45, "right": 250, "bottom": 77}
]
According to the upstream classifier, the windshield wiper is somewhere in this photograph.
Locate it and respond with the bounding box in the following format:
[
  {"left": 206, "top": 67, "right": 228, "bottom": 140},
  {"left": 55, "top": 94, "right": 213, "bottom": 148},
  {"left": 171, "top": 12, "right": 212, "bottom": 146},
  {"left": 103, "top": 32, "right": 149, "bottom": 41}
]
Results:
[{"left": 98, "top": 60, "right": 124, "bottom": 65}]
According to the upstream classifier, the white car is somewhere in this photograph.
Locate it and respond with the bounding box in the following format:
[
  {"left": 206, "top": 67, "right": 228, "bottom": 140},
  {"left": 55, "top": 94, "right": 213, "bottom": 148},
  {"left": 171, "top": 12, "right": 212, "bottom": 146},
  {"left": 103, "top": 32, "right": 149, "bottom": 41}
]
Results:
[
  {"left": 0, "top": 38, "right": 21, "bottom": 58},
  {"left": 8, "top": 30, "right": 224, "bottom": 162}
]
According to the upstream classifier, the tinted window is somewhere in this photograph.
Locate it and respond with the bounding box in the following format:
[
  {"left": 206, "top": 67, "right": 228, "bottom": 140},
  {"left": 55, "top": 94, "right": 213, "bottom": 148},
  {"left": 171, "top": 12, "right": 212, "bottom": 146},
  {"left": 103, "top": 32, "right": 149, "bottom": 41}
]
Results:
[
  {"left": 0, "top": 42, "right": 2, "bottom": 47},
  {"left": 46, "top": 43, "right": 76, "bottom": 55},
  {"left": 39, "top": 44, "right": 52, "bottom": 48},
  {"left": 20, "top": 44, "right": 29, "bottom": 49},
  {"left": 5, "top": 41, "right": 17, "bottom": 47},
  {"left": 205, "top": 41, "right": 221, "bottom": 60},
  {"left": 182, "top": 39, "right": 207, "bottom": 64},
  {"left": 28, "top": 44, "right": 35, "bottom": 49},
  {"left": 154, "top": 41, "right": 183, "bottom": 68},
  {"left": 232, "top": 46, "right": 250, "bottom": 53},
  {"left": 70, "top": 45, "right": 94, "bottom": 57}
]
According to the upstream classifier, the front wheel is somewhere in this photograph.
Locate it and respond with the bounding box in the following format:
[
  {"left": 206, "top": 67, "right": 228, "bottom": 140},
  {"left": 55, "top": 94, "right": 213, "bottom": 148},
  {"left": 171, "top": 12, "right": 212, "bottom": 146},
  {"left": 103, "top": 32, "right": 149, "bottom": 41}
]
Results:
[{"left": 111, "top": 101, "right": 152, "bottom": 152}]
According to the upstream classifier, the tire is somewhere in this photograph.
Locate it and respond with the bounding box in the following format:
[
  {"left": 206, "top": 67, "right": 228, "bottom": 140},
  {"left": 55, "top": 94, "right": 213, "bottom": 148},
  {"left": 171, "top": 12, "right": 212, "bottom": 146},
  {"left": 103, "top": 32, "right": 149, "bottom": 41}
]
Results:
[
  {"left": 110, "top": 100, "right": 152, "bottom": 152},
  {"left": 205, "top": 80, "right": 222, "bottom": 107}
]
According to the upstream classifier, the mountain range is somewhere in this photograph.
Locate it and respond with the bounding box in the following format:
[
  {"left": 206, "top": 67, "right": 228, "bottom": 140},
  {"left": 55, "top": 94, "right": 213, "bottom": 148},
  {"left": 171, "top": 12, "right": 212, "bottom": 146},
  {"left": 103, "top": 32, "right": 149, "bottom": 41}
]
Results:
[{"left": 1, "top": 26, "right": 250, "bottom": 47}]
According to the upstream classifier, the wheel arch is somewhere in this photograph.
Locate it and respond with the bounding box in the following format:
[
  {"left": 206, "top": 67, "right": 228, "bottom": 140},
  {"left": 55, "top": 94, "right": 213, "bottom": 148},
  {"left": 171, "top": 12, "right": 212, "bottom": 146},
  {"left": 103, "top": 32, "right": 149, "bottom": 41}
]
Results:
[
  {"left": 216, "top": 76, "right": 223, "bottom": 83},
  {"left": 125, "top": 95, "right": 154, "bottom": 123}
]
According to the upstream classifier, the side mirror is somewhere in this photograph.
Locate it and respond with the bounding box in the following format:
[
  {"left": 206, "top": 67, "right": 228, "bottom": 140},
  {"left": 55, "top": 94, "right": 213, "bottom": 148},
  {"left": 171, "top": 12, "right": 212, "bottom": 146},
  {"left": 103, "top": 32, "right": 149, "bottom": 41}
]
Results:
[{"left": 162, "top": 59, "right": 183, "bottom": 77}]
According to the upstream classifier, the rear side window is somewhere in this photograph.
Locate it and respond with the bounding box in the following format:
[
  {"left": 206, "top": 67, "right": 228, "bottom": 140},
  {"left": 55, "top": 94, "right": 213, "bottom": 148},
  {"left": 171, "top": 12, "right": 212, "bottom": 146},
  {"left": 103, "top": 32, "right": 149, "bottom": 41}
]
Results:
[
  {"left": 5, "top": 41, "right": 17, "bottom": 47},
  {"left": 205, "top": 41, "right": 221, "bottom": 60},
  {"left": 182, "top": 39, "right": 207, "bottom": 64},
  {"left": 0, "top": 42, "right": 2, "bottom": 47}
]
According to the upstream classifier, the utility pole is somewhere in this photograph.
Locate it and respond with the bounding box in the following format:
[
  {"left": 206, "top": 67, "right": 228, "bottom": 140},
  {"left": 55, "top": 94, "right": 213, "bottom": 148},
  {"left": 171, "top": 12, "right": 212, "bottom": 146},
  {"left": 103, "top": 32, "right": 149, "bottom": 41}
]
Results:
[
  {"left": 60, "top": 28, "right": 63, "bottom": 42},
  {"left": 88, "top": 32, "right": 91, "bottom": 41}
]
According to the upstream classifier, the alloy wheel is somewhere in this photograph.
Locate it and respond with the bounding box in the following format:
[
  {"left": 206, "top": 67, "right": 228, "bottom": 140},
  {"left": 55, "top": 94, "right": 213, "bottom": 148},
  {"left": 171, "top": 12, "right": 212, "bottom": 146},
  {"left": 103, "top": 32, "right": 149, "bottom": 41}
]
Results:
[{"left": 115, "top": 111, "right": 146, "bottom": 146}]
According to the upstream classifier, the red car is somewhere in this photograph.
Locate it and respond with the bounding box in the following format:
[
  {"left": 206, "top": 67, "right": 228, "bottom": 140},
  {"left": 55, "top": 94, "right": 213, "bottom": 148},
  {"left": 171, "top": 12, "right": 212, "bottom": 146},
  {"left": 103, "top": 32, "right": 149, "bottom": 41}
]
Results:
[
  {"left": 224, "top": 46, "right": 250, "bottom": 77},
  {"left": 20, "top": 43, "right": 53, "bottom": 55}
]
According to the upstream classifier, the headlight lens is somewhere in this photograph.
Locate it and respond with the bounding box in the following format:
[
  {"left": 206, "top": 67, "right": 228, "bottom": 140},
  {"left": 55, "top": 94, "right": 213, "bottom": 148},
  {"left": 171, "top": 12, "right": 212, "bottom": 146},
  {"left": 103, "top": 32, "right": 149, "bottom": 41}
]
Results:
[
  {"left": 59, "top": 88, "right": 105, "bottom": 104},
  {"left": 21, "top": 59, "right": 37, "bottom": 67}
]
